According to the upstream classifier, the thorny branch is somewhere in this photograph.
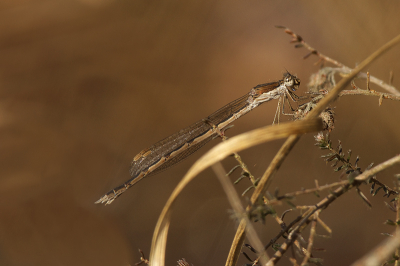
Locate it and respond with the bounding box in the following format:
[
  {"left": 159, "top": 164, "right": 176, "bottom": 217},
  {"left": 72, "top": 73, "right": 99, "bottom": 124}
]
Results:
[
  {"left": 217, "top": 126, "right": 257, "bottom": 185},
  {"left": 268, "top": 155, "right": 400, "bottom": 265},
  {"left": 135, "top": 249, "right": 149, "bottom": 266},
  {"left": 350, "top": 186, "right": 400, "bottom": 266},
  {"left": 300, "top": 211, "right": 319, "bottom": 266},
  {"left": 341, "top": 81, "right": 400, "bottom": 105},
  {"left": 240, "top": 140, "right": 400, "bottom": 266},
  {"left": 276, "top": 25, "right": 400, "bottom": 96},
  {"left": 240, "top": 151, "right": 399, "bottom": 266},
  {"left": 272, "top": 180, "right": 348, "bottom": 201},
  {"left": 225, "top": 32, "right": 400, "bottom": 266},
  {"left": 314, "top": 132, "right": 399, "bottom": 198}
]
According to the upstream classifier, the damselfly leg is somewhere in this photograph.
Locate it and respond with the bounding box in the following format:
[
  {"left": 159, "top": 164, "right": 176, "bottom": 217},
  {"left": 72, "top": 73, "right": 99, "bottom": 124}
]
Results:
[
  {"left": 272, "top": 97, "right": 282, "bottom": 125},
  {"left": 273, "top": 89, "right": 302, "bottom": 124}
]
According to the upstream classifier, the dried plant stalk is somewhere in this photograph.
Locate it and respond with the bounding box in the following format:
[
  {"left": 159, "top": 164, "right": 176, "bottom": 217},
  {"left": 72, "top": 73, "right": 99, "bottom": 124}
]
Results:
[
  {"left": 224, "top": 33, "right": 400, "bottom": 266},
  {"left": 149, "top": 119, "right": 323, "bottom": 266}
]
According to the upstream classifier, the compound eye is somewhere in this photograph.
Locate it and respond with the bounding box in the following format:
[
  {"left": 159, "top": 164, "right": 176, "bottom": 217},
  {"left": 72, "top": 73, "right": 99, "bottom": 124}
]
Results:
[
  {"left": 285, "top": 77, "right": 294, "bottom": 87},
  {"left": 291, "top": 79, "right": 300, "bottom": 91}
]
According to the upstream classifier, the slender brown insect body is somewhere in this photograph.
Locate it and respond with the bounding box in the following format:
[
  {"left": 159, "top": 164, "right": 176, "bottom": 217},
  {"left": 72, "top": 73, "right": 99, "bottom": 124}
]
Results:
[{"left": 96, "top": 72, "right": 300, "bottom": 204}]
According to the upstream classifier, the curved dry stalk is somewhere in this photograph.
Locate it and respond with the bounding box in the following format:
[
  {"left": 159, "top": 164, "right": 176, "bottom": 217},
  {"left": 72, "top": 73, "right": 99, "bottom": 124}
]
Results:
[
  {"left": 225, "top": 33, "right": 400, "bottom": 266},
  {"left": 149, "top": 119, "right": 323, "bottom": 266}
]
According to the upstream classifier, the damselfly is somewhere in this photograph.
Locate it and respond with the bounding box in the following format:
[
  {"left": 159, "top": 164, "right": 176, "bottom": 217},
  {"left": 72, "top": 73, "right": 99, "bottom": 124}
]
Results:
[{"left": 96, "top": 72, "right": 300, "bottom": 204}]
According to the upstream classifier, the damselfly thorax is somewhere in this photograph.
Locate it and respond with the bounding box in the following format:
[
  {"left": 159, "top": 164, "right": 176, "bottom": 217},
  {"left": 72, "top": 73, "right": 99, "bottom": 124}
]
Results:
[{"left": 96, "top": 72, "right": 300, "bottom": 204}]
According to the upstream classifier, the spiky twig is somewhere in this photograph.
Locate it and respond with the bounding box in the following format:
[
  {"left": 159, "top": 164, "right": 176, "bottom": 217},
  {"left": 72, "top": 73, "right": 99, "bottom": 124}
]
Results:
[
  {"left": 135, "top": 249, "right": 150, "bottom": 266},
  {"left": 314, "top": 133, "right": 398, "bottom": 199},
  {"left": 276, "top": 26, "right": 400, "bottom": 96},
  {"left": 340, "top": 81, "right": 400, "bottom": 105}
]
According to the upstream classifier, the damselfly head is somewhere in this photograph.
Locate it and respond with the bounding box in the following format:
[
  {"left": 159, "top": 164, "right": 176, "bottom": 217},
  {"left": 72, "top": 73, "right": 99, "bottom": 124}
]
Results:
[{"left": 283, "top": 72, "right": 300, "bottom": 92}]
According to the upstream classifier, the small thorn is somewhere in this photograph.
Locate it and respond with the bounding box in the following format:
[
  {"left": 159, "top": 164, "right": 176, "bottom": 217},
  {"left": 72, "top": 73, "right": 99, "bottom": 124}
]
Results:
[{"left": 389, "top": 70, "right": 394, "bottom": 85}]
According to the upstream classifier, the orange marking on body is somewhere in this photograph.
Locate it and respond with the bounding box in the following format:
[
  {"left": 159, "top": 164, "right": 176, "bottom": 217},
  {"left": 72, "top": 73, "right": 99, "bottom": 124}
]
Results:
[{"left": 133, "top": 148, "right": 151, "bottom": 161}]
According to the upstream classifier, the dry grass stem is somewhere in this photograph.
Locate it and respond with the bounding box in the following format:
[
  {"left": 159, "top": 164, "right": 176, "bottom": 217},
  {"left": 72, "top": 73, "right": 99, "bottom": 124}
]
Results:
[
  {"left": 226, "top": 135, "right": 301, "bottom": 266},
  {"left": 150, "top": 119, "right": 323, "bottom": 266},
  {"left": 212, "top": 162, "right": 270, "bottom": 265},
  {"left": 350, "top": 229, "right": 400, "bottom": 266},
  {"left": 225, "top": 33, "right": 400, "bottom": 266},
  {"left": 257, "top": 151, "right": 400, "bottom": 265},
  {"left": 146, "top": 29, "right": 400, "bottom": 266}
]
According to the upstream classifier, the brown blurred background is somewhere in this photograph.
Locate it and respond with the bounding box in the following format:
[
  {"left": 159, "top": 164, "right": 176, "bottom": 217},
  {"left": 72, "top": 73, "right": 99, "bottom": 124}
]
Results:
[{"left": 1, "top": 1, "right": 400, "bottom": 265}]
